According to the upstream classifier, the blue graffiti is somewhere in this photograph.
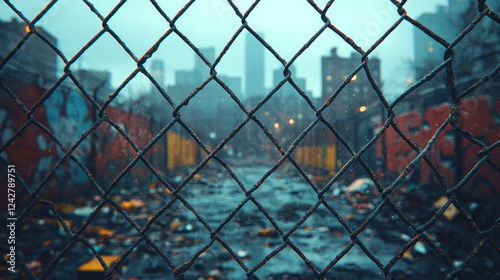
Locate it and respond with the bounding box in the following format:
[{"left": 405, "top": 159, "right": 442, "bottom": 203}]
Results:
[{"left": 44, "top": 86, "right": 92, "bottom": 187}]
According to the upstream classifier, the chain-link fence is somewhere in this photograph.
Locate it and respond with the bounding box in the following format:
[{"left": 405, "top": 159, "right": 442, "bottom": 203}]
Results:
[{"left": 1, "top": 0, "right": 499, "bottom": 279}]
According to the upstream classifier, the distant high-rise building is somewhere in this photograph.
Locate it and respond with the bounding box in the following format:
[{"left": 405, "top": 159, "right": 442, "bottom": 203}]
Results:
[
  {"left": 321, "top": 47, "right": 381, "bottom": 151},
  {"left": 413, "top": 0, "right": 500, "bottom": 91},
  {"left": 265, "top": 65, "right": 309, "bottom": 147},
  {"left": 175, "top": 48, "right": 214, "bottom": 86},
  {"left": 413, "top": 5, "right": 460, "bottom": 82},
  {"left": 219, "top": 75, "right": 241, "bottom": 97},
  {"left": 167, "top": 47, "right": 242, "bottom": 147},
  {"left": 272, "top": 65, "right": 306, "bottom": 98},
  {"left": 271, "top": 65, "right": 308, "bottom": 123},
  {"left": 321, "top": 48, "right": 380, "bottom": 119},
  {"left": 245, "top": 33, "right": 265, "bottom": 100},
  {"left": 448, "top": 0, "right": 470, "bottom": 17},
  {"left": 151, "top": 59, "right": 165, "bottom": 87},
  {"left": 195, "top": 48, "right": 215, "bottom": 76}
]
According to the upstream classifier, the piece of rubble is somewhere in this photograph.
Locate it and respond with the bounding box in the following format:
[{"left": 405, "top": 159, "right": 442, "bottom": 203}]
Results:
[
  {"left": 184, "top": 223, "right": 194, "bottom": 232},
  {"left": 120, "top": 201, "right": 135, "bottom": 212},
  {"left": 257, "top": 226, "right": 276, "bottom": 237},
  {"left": 345, "top": 178, "right": 374, "bottom": 194},
  {"left": 77, "top": 255, "right": 120, "bottom": 280},
  {"left": 413, "top": 241, "right": 427, "bottom": 255},
  {"left": 399, "top": 233, "right": 411, "bottom": 241},
  {"left": 433, "top": 196, "right": 459, "bottom": 221},
  {"left": 170, "top": 218, "right": 184, "bottom": 232},
  {"left": 403, "top": 250, "right": 413, "bottom": 261},
  {"left": 344, "top": 214, "right": 356, "bottom": 220},
  {"left": 237, "top": 250, "right": 249, "bottom": 259},
  {"left": 74, "top": 206, "right": 95, "bottom": 216}
]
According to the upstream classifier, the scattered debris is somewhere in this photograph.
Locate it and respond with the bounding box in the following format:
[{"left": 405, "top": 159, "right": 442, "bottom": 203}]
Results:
[
  {"left": 207, "top": 267, "right": 225, "bottom": 279},
  {"left": 400, "top": 233, "right": 411, "bottom": 241},
  {"left": 77, "top": 255, "right": 120, "bottom": 280},
  {"left": 344, "top": 214, "right": 356, "bottom": 220},
  {"left": 317, "top": 226, "right": 329, "bottom": 233},
  {"left": 403, "top": 250, "right": 413, "bottom": 261},
  {"left": 345, "top": 178, "right": 375, "bottom": 195},
  {"left": 258, "top": 226, "right": 277, "bottom": 237},
  {"left": 184, "top": 223, "right": 194, "bottom": 232},
  {"left": 8, "top": 166, "right": 497, "bottom": 279},
  {"left": 413, "top": 241, "right": 427, "bottom": 255},
  {"left": 172, "top": 236, "right": 186, "bottom": 243},
  {"left": 343, "top": 178, "right": 378, "bottom": 213},
  {"left": 170, "top": 218, "right": 184, "bottom": 232},
  {"left": 74, "top": 206, "right": 95, "bottom": 216},
  {"left": 120, "top": 201, "right": 135, "bottom": 212},
  {"left": 433, "top": 196, "right": 459, "bottom": 221},
  {"left": 193, "top": 173, "right": 202, "bottom": 181},
  {"left": 237, "top": 250, "right": 249, "bottom": 259}
]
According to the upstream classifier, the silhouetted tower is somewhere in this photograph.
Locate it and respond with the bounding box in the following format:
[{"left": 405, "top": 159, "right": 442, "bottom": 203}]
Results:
[
  {"left": 151, "top": 59, "right": 165, "bottom": 87},
  {"left": 245, "top": 33, "right": 265, "bottom": 100}
]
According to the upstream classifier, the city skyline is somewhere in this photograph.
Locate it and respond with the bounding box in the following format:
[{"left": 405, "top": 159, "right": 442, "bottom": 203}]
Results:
[{"left": 0, "top": 0, "right": 450, "bottom": 101}]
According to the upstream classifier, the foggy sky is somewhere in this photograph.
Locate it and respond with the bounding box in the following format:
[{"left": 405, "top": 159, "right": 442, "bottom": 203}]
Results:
[{"left": 1, "top": 0, "right": 449, "bottom": 101}]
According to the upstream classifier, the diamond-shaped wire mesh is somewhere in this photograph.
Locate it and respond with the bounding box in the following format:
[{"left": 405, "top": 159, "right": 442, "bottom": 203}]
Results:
[{"left": 0, "top": 0, "right": 499, "bottom": 279}]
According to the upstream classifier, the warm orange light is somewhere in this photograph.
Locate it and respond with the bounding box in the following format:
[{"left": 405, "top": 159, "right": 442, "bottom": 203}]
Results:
[
  {"left": 274, "top": 123, "right": 280, "bottom": 129},
  {"left": 352, "top": 74, "right": 358, "bottom": 81},
  {"left": 359, "top": 106, "right": 367, "bottom": 113},
  {"left": 288, "top": 119, "right": 295, "bottom": 125},
  {"left": 406, "top": 77, "right": 414, "bottom": 87},
  {"left": 25, "top": 25, "right": 30, "bottom": 33},
  {"left": 265, "top": 111, "right": 269, "bottom": 117}
]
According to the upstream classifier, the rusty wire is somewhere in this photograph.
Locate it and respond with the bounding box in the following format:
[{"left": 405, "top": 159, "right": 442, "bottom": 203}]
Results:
[{"left": 1, "top": 0, "right": 499, "bottom": 279}]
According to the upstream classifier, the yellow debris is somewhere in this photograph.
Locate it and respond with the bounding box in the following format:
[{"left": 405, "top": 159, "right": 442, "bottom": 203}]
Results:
[
  {"left": 170, "top": 219, "right": 183, "bottom": 232},
  {"left": 433, "top": 196, "right": 459, "bottom": 221},
  {"left": 120, "top": 201, "right": 135, "bottom": 211},
  {"left": 78, "top": 255, "right": 120, "bottom": 272},
  {"left": 257, "top": 227, "right": 275, "bottom": 236},
  {"left": 344, "top": 214, "right": 356, "bottom": 220},
  {"left": 194, "top": 173, "right": 201, "bottom": 181}
]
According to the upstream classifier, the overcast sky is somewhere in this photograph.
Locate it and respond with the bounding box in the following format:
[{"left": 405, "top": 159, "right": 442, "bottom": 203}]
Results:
[{"left": 1, "top": 0, "right": 450, "bottom": 101}]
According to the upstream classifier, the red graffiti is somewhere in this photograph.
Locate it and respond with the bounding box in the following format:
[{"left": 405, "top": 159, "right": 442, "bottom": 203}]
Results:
[
  {"left": 1, "top": 82, "right": 165, "bottom": 201},
  {"left": 379, "top": 97, "right": 500, "bottom": 195}
]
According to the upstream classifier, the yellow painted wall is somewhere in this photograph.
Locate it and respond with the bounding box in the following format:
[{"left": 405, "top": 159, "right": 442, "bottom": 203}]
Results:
[
  {"left": 167, "top": 132, "right": 199, "bottom": 169},
  {"left": 296, "top": 145, "right": 336, "bottom": 171}
]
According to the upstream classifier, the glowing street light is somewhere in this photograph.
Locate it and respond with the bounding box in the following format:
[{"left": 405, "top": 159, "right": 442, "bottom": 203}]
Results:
[
  {"left": 274, "top": 123, "right": 280, "bottom": 129},
  {"left": 288, "top": 118, "right": 295, "bottom": 125},
  {"left": 359, "top": 106, "right": 367, "bottom": 113}
]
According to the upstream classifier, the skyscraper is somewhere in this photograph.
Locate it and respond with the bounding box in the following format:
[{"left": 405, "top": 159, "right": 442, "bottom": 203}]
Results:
[
  {"left": 151, "top": 59, "right": 165, "bottom": 87},
  {"left": 321, "top": 47, "right": 381, "bottom": 152},
  {"left": 413, "top": 5, "right": 458, "bottom": 82},
  {"left": 245, "top": 32, "right": 265, "bottom": 100},
  {"left": 413, "top": 0, "right": 499, "bottom": 91},
  {"left": 321, "top": 47, "right": 380, "bottom": 119}
]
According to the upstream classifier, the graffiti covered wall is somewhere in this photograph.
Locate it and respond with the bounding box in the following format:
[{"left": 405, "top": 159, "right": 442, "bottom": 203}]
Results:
[
  {"left": 377, "top": 95, "right": 500, "bottom": 197},
  {"left": 0, "top": 81, "right": 183, "bottom": 201}
]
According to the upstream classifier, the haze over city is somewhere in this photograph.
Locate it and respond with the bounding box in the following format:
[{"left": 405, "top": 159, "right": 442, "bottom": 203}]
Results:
[
  {"left": 1, "top": 0, "right": 499, "bottom": 279},
  {"left": 0, "top": 0, "right": 449, "bottom": 101}
]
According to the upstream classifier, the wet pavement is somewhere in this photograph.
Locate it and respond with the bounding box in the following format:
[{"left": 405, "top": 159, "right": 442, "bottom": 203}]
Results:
[{"left": 5, "top": 165, "right": 498, "bottom": 279}]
